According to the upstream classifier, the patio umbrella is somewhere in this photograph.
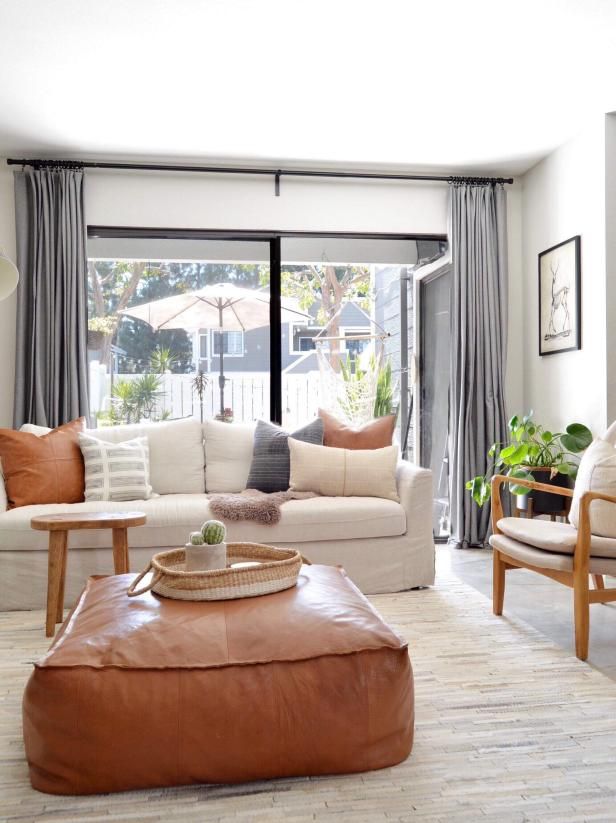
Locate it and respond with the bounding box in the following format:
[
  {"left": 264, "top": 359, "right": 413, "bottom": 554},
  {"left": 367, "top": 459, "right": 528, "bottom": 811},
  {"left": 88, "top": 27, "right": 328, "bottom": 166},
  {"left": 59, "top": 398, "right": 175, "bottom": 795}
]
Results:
[{"left": 119, "top": 282, "right": 310, "bottom": 416}]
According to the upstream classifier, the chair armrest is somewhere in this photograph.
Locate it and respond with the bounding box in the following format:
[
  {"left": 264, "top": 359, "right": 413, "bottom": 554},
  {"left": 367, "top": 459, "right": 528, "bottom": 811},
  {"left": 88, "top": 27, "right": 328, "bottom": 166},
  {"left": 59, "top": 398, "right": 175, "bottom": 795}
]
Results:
[
  {"left": 396, "top": 460, "right": 433, "bottom": 538},
  {"left": 490, "top": 474, "right": 574, "bottom": 534},
  {"left": 574, "top": 490, "right": 616, "bottom": 568}
]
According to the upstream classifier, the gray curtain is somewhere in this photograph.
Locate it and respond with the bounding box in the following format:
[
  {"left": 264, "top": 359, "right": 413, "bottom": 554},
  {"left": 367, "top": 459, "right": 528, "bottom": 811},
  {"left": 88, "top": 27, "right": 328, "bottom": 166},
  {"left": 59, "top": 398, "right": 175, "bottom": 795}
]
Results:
[
  {"left": 13, "top": 169, "right": 90, "bottom": 428},
  {"left": 449, "top": 183, "right": 508, "bottom": 548}
]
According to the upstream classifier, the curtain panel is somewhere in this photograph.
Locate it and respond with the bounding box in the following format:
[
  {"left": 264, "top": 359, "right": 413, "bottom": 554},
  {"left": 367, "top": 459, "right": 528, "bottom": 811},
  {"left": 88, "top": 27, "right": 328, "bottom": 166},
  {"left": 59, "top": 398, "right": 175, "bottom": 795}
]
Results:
[
  {"left": 449, "top": 183, "right": 508, "bottom": 548},
  {"left": 13, "top": 169, "right": 90, "bottom": 428}
]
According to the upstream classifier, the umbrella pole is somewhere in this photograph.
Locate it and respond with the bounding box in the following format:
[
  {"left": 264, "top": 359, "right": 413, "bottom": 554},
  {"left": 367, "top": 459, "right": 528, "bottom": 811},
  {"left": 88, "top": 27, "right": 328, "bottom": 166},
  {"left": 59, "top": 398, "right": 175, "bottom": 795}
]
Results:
[{"left": 218, "top": 303, "right": 225, "bottom": 417}]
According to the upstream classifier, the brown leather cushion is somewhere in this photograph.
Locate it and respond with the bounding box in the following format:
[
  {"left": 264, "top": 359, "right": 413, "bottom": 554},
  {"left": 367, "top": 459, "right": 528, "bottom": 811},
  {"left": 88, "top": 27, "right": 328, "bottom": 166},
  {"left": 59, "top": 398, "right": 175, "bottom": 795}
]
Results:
[
  {"left": 23, "top": 565, "right": 414, "bottom": 794},
  {"left": 319, "top": 408, "right": 396, "bottom": 449},
  {"left": 0, "top": 418, "right": 86, "bottom": 508}
]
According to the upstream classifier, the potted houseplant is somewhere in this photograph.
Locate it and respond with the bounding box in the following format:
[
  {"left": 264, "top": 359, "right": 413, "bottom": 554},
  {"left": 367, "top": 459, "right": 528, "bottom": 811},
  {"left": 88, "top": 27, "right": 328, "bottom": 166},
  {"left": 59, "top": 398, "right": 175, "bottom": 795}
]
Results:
[
  {"left": 466, "top": 412, "right": 592, "bottom": 514},
  {"left": 185, "top": 520, "right": 227, "bottom": 572}
]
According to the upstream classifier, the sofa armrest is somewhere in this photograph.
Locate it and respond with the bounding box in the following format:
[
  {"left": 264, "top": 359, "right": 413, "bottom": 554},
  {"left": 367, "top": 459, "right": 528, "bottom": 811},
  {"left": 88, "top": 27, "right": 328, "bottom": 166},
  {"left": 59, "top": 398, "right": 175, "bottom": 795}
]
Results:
[
  {"left": 396, "top": 460, "right": 433, "bottom": 537},
  {"left": 0, "top": 469, "right": 7, "bottom": 513}
]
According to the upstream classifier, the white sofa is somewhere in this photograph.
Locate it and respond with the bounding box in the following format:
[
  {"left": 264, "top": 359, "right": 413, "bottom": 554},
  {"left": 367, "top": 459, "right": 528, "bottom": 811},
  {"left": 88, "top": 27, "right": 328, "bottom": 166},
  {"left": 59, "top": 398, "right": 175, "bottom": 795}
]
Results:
[{"left": 0, "top": 418, "right": 435, "bottom": 610}]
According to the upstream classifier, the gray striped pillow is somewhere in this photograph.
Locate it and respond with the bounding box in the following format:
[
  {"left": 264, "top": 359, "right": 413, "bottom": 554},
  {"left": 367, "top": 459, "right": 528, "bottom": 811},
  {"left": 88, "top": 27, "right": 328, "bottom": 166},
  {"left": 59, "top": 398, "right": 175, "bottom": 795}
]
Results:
[
  {"left": 79, "top": 433, "right": 153, "bottom": 501},
  {"left": 246, "top": 418, "right": 324, "bottom": 493}
]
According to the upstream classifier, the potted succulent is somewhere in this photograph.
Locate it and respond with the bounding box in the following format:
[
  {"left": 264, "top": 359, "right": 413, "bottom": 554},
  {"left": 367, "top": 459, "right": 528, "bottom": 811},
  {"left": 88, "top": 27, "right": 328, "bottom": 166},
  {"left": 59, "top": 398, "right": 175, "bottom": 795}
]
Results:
[
  {"left": 185, "top": 520, "right": 227, "bottom": 571},
  {"left": 466, "top": 412, "right": 592, "bottom": 513}
]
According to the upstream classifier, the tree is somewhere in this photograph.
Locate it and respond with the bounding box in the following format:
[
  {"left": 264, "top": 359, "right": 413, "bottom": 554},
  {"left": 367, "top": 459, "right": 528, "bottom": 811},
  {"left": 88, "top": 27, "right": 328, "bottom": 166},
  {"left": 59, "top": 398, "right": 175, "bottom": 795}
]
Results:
[
  {"left": 261, "top": 264, "right": 371, "bottom": 369},
  {"left": 88, "top": 260, "right": 265, "bottom": 373}
]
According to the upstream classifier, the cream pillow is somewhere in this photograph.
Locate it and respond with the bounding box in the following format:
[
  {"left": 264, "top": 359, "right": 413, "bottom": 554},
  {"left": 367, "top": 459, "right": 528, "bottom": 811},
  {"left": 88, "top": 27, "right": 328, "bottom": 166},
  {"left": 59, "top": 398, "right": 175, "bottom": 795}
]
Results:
[
  {"left": 79, "top": 433, "right": 153, "bottom": 502},
  {"left": 288, "top": 439, "right": 399, "bottom": 502},
  {"left": 569, "top": 438, "right": 616, "bottom": 536}
]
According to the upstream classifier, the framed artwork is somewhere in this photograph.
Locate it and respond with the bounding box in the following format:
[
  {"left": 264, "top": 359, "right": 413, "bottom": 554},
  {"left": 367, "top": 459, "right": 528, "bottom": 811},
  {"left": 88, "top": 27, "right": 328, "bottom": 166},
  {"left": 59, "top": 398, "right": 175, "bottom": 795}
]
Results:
[{"left": 538, "top": 235, "right": 581, "bottom": 356}]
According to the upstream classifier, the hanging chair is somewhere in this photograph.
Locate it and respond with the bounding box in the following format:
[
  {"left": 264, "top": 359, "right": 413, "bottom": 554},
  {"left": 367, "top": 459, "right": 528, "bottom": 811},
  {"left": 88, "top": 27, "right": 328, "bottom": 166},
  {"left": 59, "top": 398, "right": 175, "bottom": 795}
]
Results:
[{"left": 316, "top": 340, "right": 380, "bottom": 426}]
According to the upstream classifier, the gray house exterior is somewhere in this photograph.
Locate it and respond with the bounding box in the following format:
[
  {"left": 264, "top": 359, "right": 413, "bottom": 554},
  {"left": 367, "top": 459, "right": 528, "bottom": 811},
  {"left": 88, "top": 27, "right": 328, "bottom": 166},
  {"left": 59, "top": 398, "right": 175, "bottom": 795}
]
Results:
[{"left": 195, "top": 301, "right": 370, "bottom": 374}]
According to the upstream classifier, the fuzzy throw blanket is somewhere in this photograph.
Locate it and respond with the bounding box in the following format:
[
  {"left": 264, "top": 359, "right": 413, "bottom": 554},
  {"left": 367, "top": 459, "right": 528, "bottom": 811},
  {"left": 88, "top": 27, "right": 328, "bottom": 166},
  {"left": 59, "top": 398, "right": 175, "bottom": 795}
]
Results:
[{"left": 208, "top": 489, "right": 317, "bottom": 525}]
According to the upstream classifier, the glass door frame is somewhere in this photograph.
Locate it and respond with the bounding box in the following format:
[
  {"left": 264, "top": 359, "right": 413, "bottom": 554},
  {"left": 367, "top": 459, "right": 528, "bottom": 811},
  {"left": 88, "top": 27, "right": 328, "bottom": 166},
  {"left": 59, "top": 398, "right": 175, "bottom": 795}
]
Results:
[
  {"left": 88, "top": 226, "right": 446, "bottom": 425},
  {"left": 413, "top": 255, "right": 452, "bottom": 540}
]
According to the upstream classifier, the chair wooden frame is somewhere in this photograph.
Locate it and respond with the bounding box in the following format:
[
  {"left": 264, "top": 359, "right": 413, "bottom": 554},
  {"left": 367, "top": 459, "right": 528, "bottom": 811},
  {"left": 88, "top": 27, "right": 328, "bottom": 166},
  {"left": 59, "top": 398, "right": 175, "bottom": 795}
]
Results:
[{"left": 491, "top": 475, "right": 616, "bottom": 660}]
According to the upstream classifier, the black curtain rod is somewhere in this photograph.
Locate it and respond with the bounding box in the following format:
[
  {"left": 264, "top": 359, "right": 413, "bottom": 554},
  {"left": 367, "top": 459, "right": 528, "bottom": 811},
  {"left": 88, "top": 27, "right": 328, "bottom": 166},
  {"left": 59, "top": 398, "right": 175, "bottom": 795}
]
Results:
[{"left": 6, "top": 157, "right": 514, "bottom": 196}]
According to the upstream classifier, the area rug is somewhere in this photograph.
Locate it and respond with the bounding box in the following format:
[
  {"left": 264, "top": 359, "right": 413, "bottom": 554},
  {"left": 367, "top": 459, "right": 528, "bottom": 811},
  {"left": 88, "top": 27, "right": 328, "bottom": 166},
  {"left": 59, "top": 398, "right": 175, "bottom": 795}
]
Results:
[{"left": 2, "top": 569, "right": 616, "bottom": 822}]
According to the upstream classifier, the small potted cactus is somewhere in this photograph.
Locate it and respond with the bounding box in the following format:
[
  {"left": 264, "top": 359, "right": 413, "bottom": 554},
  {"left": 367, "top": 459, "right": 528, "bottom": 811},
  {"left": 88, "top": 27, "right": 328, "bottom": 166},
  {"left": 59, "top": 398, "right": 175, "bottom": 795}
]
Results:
[{"left": 184, "top": 519, "right": 227, "bottom": 572}]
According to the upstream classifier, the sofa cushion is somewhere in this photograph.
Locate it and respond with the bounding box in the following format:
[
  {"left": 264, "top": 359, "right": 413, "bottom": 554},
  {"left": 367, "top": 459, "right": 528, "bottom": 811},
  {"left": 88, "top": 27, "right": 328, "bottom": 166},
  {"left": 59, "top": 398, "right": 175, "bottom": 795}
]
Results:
[
  {"left": 246, "top": 418, "right": 324, "bottom": 493},
  {"left": 496, "top": 517, "right": 616, "bottom": 559},
  {"left": 289, "top": 439, "right": 400, "bottom": 502},
  {"left": 79, "top": 434, "right": 153, "bottom": 501},
  {"left": 318, "top": 408, "right": 396, "bottom": 449},
  {"left": 0, "top": 418, "right": 86, "bottom": 509},
  {"left": 0, "top": 494, "right": 406, "bottom": 551},
  {"left": 203, "top": 420, "right": 255, "bottom": 493},
  {"left": 86, "top": 418, "right": 205, "bottom": 495},
  {"left": 569, "top": 438, "right": 616, "bottom": 537}
]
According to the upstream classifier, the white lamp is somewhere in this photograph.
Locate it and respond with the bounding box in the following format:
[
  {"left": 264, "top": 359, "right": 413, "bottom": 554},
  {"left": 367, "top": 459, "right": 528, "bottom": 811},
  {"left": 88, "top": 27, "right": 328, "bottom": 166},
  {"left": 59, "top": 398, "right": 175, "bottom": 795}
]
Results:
[{"left": 0, "top": 248, "right": 19, "bottom": 300}]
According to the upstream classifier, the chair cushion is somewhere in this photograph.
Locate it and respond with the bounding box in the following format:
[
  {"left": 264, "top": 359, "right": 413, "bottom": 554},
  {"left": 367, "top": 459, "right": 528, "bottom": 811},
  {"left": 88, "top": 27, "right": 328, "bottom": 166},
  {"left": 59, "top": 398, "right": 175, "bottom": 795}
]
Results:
[
  {"left": 0, "top": 494, "right": 406, "bottom": 551},
  {"left": 87, "top": 418, "right": 205, "bottom": 496},
  {"left": 318, "top": 408, "right": 396, "bottom": 449},
  {"left": 496, "top": 517, "right": 616, "bottom": 559},
  {"left": 490, "top": 532, "right": 616, "bottom": 577},
  {"left": 0, "top": 418, "right": 86, "bottom": 508},
  {"left": 569, "top": 438, "right": 616, "bottom": 537},
  {"left": 203, "top": 420, "right": 255, "bottom": 493}
]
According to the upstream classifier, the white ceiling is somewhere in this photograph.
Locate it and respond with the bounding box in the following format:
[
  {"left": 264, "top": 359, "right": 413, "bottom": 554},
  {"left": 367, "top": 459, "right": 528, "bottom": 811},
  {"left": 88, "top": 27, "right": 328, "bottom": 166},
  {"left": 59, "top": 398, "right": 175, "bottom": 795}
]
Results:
[{"left": 1, "top": 0, "right": 615, "bottom": 176}]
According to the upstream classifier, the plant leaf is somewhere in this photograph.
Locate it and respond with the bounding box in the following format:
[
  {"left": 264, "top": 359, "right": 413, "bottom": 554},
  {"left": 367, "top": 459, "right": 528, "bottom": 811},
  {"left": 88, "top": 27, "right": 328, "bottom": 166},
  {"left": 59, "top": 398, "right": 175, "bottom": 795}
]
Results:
[{"left": 561, "top": 423, "right": 593, "bottom": 452}]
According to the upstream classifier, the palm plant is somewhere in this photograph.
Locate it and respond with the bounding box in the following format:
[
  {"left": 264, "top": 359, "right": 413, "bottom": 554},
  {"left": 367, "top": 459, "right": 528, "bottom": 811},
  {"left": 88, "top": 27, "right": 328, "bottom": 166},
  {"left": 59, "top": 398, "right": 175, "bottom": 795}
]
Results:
[
  {"left": 149, "top": 346, "right": 178, "bottom": 374},
  {"left": 192, "top": 370, "right": 209, "bottom": 423},
  {"left": 373, "top": 359, "right": 394, "bottom": 417}
]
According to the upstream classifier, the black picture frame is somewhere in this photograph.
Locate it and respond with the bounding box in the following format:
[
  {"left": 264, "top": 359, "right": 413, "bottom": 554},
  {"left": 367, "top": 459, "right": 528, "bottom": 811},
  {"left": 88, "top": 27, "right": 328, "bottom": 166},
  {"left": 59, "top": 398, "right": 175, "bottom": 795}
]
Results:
[{"left": 538, "top": 235, "right": 581, "bottom": 356}]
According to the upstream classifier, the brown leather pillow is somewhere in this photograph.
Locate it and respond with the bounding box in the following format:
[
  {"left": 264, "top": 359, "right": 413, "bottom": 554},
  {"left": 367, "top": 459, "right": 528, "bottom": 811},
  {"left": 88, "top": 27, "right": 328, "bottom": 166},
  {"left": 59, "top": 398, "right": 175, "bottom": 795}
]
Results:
[
  {"left": 318, "top": 408, "right": 396, "bottom": 450},
  {"left": 0, "top": 418, "right": 86, "bottom": 508}
]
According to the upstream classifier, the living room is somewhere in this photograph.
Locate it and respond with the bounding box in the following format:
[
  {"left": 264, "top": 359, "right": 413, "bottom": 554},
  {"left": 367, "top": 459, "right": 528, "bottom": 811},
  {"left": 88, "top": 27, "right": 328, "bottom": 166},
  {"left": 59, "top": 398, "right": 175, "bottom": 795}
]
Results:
[{"left": 1, "top": 1, "right": 616, "bottom": 820}]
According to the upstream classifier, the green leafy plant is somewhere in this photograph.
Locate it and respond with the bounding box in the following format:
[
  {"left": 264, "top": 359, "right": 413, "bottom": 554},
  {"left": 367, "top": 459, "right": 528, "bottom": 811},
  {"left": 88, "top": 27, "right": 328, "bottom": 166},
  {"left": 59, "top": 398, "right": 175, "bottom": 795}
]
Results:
[
  {"left": 149, "top": 346, "right": 178, "bottom": 374},
  {"left": 191, "top": 370, "right": 209, "bottom": 423},
  {"left": 110, "top": 374, "right": 163, "bottom": 424},
  {"left": 88, "top": 315, "right": 117, "bottom": 335},
  {"left": 466, "top": 412, "right": 592, "bottom": 507},
  {"left": 374, "top": 359, "right": 394, "bottom": 417}
]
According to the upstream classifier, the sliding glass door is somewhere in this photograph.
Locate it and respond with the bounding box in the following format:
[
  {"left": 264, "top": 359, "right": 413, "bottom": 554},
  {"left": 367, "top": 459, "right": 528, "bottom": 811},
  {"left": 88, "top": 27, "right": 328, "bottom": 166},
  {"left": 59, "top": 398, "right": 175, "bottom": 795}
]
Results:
[
  {"left": 86, "top": 235, "right": 271, "bottom": 426},
  {"left": 419, "top": 267, "right": 451, "bottom": 538},
  {"left": 86, "top": 228, "right": 446, "bottom": 439}
]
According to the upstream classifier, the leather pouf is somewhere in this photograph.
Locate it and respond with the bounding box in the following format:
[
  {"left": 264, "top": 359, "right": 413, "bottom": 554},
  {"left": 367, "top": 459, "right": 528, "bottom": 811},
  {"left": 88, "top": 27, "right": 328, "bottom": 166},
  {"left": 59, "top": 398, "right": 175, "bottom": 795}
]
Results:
[{"left": 23, "top": 565, "right": 414, "bottom": 794}]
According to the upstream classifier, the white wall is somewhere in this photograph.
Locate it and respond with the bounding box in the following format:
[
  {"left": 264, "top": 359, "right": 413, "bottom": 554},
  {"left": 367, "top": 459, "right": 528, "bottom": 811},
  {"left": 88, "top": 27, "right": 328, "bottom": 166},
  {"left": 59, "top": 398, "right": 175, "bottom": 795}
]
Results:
[
  {"left": 0, "top": 163, "right": 524, "bottom": 426},
  {"left": 520, "top": 117, "right": 608, "bottom": 436}
]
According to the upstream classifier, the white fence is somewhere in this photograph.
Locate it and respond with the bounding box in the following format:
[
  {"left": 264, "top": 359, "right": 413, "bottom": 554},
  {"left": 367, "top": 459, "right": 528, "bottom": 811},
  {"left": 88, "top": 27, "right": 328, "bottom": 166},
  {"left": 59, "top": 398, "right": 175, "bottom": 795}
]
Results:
[{"left": 89, "top": 368, "right": 324, "bottom": 430}]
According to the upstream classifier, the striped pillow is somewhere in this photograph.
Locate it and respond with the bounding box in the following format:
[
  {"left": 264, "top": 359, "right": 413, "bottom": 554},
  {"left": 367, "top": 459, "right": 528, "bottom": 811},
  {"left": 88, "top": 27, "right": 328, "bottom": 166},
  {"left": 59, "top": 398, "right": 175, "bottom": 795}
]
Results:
[{"left": 79, "top": 433, "right": 153, "bottom": 502}]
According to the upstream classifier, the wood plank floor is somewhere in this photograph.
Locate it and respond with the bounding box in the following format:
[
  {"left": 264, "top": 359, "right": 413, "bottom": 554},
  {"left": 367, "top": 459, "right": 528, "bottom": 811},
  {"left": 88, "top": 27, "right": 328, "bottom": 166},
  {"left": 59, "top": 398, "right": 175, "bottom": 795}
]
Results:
[{"left": 2, "top": 566, "right": 616, "bottom": 822}]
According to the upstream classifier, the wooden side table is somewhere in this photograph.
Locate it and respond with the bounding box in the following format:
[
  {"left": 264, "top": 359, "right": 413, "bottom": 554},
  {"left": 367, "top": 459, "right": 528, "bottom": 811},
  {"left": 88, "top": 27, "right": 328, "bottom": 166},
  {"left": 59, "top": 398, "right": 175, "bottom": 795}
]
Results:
[{"left": 31, "top": 512, "right": 147, "bottom": 637}]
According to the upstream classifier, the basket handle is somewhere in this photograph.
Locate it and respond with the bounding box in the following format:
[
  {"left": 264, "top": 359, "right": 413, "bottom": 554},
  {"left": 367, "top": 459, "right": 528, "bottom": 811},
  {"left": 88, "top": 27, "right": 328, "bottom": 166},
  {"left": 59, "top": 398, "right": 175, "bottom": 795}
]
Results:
[
  {"left": 127, "top": 563, "right": 163, "bottom": 597},
  {"left": 301, "top": 554, "right": 312, "bottom": 565}
]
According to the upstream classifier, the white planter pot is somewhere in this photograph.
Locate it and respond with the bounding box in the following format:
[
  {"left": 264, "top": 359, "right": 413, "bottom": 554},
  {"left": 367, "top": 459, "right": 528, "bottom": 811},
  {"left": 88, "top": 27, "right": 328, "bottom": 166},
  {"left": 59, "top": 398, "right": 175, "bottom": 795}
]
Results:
[{"left": 184, "top": 542, "right": 227, "bottom": 572}]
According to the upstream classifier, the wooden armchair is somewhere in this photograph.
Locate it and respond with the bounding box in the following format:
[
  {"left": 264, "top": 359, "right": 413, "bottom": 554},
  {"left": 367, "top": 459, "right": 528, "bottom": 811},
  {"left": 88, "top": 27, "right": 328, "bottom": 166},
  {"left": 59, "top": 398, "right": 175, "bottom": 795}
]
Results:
[{"left": 489, "top": 475, "right": 616, "bottom": 660}]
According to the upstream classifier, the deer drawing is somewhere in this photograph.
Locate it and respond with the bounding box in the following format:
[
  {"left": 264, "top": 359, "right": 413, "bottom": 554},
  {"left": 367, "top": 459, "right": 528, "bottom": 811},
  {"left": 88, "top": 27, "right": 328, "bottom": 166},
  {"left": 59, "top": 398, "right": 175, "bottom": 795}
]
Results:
[{"left": 545, "top": 259, "right": 570, "bottom": 340}]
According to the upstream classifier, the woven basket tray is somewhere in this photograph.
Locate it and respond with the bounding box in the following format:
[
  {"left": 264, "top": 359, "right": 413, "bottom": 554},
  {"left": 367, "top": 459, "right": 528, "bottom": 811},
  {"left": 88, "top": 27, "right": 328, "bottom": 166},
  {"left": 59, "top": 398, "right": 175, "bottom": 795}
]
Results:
[{"left": 127, "top": 542, "right": 307, "bottom": 601}]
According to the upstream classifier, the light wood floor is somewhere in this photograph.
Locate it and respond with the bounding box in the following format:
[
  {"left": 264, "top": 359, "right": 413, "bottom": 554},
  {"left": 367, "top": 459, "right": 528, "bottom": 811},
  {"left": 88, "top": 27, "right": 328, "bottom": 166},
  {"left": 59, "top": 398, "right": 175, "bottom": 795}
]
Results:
[{"left": 2, "top": 562, "right": 616, "bottom": 822}]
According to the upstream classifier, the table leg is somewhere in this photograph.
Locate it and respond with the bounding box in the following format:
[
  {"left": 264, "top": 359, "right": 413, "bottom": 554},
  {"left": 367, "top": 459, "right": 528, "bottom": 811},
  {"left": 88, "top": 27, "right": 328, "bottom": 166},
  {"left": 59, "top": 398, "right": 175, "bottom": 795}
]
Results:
[
  {"left": 46, "top": 531, "right": 67, "bottom": 637},
  {"left": 112, "top": 528, "right": 129, "bottom": 574},
  {"left": 56, "top": 532, "right": 68, "bottom": 623}
]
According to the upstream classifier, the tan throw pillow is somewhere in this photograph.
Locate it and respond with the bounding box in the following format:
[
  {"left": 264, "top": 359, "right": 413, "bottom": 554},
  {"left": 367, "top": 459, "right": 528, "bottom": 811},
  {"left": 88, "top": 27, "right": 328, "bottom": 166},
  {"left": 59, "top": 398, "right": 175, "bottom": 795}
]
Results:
[
  {"left": 0, "top": 418, "right": 86, "bottom": 508},
  {"left": 318, "top": 408, "right": 396, "bottom": 449},
  {"left": 569, "top": 438, "right": 616, "bottom": 536},
  {"left": 288, "top": 439, "right": 399, "bottom": 502}
]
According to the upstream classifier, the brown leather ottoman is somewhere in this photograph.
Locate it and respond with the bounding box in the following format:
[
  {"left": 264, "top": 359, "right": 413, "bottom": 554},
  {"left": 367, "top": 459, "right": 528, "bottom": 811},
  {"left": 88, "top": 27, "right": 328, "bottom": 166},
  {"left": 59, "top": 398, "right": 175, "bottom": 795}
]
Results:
[{"left": 23, "top": 564, "right": 414, "bottom": 795}]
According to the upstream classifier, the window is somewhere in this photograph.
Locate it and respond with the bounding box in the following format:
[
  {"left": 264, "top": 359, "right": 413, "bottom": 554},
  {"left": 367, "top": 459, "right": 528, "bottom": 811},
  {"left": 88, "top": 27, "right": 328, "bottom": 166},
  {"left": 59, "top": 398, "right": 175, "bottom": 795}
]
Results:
[
  {"left": 341, "top": 328, "right": 371, "bottom": 359},
  {"left": 212, "top": 330, "right": 244, "bottom": 356},
  {"left": 290, "top": 324, "right": 320, "bottom": 354}
]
